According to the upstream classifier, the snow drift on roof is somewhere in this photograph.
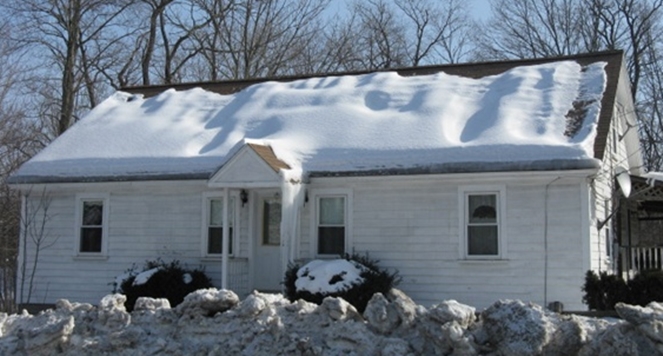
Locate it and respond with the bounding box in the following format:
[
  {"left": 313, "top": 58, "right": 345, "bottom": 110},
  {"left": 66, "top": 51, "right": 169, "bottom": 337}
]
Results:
[{"left": 12, "top": 60, "right": 607, "bottom": 183}]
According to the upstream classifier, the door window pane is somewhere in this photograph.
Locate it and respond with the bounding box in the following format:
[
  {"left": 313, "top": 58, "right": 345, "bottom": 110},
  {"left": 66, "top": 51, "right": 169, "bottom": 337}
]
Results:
[{"left": 262, "top": 200, "right": 281, "bottom": 246}]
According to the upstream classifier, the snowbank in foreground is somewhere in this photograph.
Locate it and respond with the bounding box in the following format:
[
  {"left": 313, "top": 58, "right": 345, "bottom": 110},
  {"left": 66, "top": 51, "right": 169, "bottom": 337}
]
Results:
[{"left": 1, "top": 289, "right": 661, "bottom": 355}]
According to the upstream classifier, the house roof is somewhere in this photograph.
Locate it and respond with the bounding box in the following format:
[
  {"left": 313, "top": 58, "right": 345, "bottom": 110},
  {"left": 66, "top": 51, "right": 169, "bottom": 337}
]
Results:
[
  {"left": 9, "top": 50, "right": 625, "bottom": 185},
  {"left": 246, "top": 143, "right": 290, "bottom": 172}
]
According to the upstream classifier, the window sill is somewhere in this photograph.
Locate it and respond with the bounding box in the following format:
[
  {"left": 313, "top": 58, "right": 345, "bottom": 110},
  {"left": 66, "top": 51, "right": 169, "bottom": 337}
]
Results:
[
  {"left": 314, "top": 254, "right": 346, "bottom": 260},
  {"left": 73, "top": 254, "right": 108, "bottom": 261},
  {"left": 200, "top": 256, "right": 245, "bottom": 262},
  {"left": 457, "top": 258, "right": 510, "bottom": 264}
]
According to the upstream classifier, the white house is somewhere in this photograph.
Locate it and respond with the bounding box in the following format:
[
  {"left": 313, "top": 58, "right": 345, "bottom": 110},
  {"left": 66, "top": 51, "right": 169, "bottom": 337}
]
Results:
[{"left": 9, "top": 50, "right": 643, "bottom": 311}]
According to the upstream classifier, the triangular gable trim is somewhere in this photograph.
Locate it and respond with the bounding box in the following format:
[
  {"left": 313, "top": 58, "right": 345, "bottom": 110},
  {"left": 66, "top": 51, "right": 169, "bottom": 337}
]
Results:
[
  {"left": 208, "top": 143, "right": 290, "bottom": 188},
  {"left": 246, "top": 143, "right": 290, "bottom": 172}
]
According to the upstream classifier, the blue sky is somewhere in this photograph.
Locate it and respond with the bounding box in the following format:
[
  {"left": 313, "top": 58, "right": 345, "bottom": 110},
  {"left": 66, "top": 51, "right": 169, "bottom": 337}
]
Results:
[{"left": 469, "top": 0, "right": 493, "bottom": 21}]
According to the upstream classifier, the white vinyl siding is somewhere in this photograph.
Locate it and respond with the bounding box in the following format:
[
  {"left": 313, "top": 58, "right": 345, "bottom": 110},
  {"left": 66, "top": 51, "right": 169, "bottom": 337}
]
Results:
[{"left": 20, "top": 183, "right": 250, "bottom": 305}]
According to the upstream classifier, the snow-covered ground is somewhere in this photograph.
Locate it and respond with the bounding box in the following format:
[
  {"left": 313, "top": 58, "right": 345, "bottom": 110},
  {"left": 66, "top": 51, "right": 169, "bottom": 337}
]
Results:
[{"left": 1, "top": 289, "right": 661, "bottom": 355}]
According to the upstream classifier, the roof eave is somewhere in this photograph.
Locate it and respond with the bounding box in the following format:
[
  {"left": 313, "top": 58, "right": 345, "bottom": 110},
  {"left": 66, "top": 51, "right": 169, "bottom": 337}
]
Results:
[{"left": 309, "top": 159, "right": 601, "bottom": 178}]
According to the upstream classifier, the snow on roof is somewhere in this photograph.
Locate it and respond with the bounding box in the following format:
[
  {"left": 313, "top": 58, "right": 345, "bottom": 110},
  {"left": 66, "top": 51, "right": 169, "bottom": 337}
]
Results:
[{"left": 11, "top": 59, "right": 607, "bottom": 183}]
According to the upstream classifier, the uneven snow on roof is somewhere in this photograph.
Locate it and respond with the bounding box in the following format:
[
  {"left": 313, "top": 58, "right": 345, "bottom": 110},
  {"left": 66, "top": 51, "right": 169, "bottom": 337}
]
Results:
[{"left": 13, "top": 60, "right": 606, "bottom": 182}]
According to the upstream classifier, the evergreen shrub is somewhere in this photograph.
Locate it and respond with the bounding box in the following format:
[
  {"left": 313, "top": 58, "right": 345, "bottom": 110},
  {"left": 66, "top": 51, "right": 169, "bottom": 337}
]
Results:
[
  {"left": 284, "top": 253, "right": 401, "bottom": 313},
  {"left": 113, "top": 259, "right": 213, "bottom": 312},
  {"left": 582, "top": 269, "right": 663, "bottom": 310}
]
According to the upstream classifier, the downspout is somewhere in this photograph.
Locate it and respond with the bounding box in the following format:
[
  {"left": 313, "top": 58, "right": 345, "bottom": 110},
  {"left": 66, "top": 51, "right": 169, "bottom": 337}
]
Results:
[
  {"left": 544, "top": 177, "right": 561, "bottom": 307},
  {"left": 221, "top": 187, "right": 230, "bottom": 289}
]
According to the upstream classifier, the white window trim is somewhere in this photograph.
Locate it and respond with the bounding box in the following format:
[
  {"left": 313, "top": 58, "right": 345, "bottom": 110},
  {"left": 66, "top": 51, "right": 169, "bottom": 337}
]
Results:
[
  {"left": 74, "top": 193, "right": 110, "bottom": 259},
  {"left": 458, "top": 185, "right": 507, "bottom": 260},
  {"left": 309, "top": 188, "right": 353, "bottom": 258},
  {"left": 201, "top": 191, "right": 239, "bottom": 259}
]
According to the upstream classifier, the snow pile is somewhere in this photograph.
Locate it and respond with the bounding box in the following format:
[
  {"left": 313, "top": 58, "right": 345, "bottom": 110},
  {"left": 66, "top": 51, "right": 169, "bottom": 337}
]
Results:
[
  {"left": 1, "top": 289, "right": 662, "bottom": 355},
  {"left": 295, "top": 259, "right": 366, "bottom": 294},
  {"left": 12, "top": 60, "right": 606, "bottom": 182}
]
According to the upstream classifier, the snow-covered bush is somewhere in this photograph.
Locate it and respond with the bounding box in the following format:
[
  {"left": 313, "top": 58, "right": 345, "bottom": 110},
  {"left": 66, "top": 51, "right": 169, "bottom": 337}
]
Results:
[
  {"left": 113, "top": 259, "right": 212, "bottom": 311},
  {"left": 284, "top": 254, "right": 400, "bottom": 313}
]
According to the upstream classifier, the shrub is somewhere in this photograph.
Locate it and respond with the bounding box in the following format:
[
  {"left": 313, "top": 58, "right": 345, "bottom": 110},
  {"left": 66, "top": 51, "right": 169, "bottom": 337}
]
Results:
[
  {"left": 582, "top": 270, "right": 629, "bottom": 311},
  {"left": 283, "top": 253, "right": 401, "bottom": 313},
  {"left": 582, "top": 269, "right": 663, "bottom": 311},
  {"left": 113, "top": 259, "right": 213, "bottom": 312},
  {"left": 628, "top": 269, "right": 663, "bottom": 307}
]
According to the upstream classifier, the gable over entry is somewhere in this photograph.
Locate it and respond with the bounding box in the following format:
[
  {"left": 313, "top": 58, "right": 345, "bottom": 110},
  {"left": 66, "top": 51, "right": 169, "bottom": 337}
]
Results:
[
  {"left": 209, "top": 143, "right": 290, "bottom": 188},
  {"left": 208, "top": 143, "right": 296, "bottom": 291}
]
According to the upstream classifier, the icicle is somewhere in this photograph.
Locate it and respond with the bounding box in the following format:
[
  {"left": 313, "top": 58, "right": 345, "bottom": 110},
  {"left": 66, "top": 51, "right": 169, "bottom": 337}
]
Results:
[{"left": 279, "top": 168, "right": 306, "bottom": 274}]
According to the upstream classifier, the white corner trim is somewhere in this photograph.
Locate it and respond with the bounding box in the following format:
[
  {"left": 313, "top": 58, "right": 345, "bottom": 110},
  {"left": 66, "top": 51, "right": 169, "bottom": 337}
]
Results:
[{"left": 580, "top": 181, "right": 592, "bottom": 272}]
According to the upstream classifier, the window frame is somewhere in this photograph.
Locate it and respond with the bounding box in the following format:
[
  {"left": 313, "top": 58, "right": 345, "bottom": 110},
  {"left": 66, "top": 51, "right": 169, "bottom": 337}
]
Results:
[
  {"left": 201, "top": 191, "right": 239, "bottom": 259},
  {"left": 459, "top": 186, "right": 506, "bottom": 260},
  {"left": 74, "top": 193, "right": 110, "bottom": 258},
  {"left": 310, "top": 189, "right": 352, "bottom": 258}
]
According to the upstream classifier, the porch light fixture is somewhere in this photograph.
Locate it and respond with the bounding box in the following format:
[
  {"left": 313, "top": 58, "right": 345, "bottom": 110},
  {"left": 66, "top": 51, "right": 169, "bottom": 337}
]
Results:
[{"left": 240, "top": 189, "right": 248, "bottom": 206}]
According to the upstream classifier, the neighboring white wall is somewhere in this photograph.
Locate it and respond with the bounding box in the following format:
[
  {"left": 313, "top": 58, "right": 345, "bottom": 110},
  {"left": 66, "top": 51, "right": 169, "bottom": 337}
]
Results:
[
  {"left": 588, "top": 70, "right": 643, "bottom": 274},
  {"left": 17, "top": 181, "right": 250, "bottom": 305}
]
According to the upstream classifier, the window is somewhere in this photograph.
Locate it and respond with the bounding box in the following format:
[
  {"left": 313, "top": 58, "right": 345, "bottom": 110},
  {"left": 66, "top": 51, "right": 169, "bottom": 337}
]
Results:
[
  {"left": 204, "top": 195, "right": 236, "bottom": 256},
  {"left": 467, "top": 194, "right": 498, "bottom": 255},
  {"left": 460, "top": 187, "right": 505, "bottom": 259},
  {"left": 262, "top": 198, "right": 281, "bottom": 246},
  {"left": 317, "top": 196, "right": 346, "bottom": 255},
  {"left": 75, "top": 194, "right": 109, "bottom": 256}
]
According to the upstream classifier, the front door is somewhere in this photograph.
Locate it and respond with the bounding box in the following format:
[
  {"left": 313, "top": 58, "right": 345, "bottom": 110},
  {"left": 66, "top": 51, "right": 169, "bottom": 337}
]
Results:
[{"left": 253, "top": 192, "right": 282, "bottom": 291}]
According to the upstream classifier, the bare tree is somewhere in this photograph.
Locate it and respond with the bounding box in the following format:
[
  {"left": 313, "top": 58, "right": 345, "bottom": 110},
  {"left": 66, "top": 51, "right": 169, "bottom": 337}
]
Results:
[
  {"left": 0, "top": 23, "right": 43, "bottom": 313},
  {"left": 476, "top": 0, "right": 588, "bottom": 59},
  {"left": 353, "top": 0, "right": 408, "bottom": 69},
  {"left": 18, "top": 190, "right": 58, "bottom": 305},
  {"left": 396, "top": 0, "right": 474, "bottom": 65},
  {"left": 478, "top": 0, "right": 663, "bottom": 171},
  {"left": 2, "top": 0, "right": 135, "bottom": 136}
]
